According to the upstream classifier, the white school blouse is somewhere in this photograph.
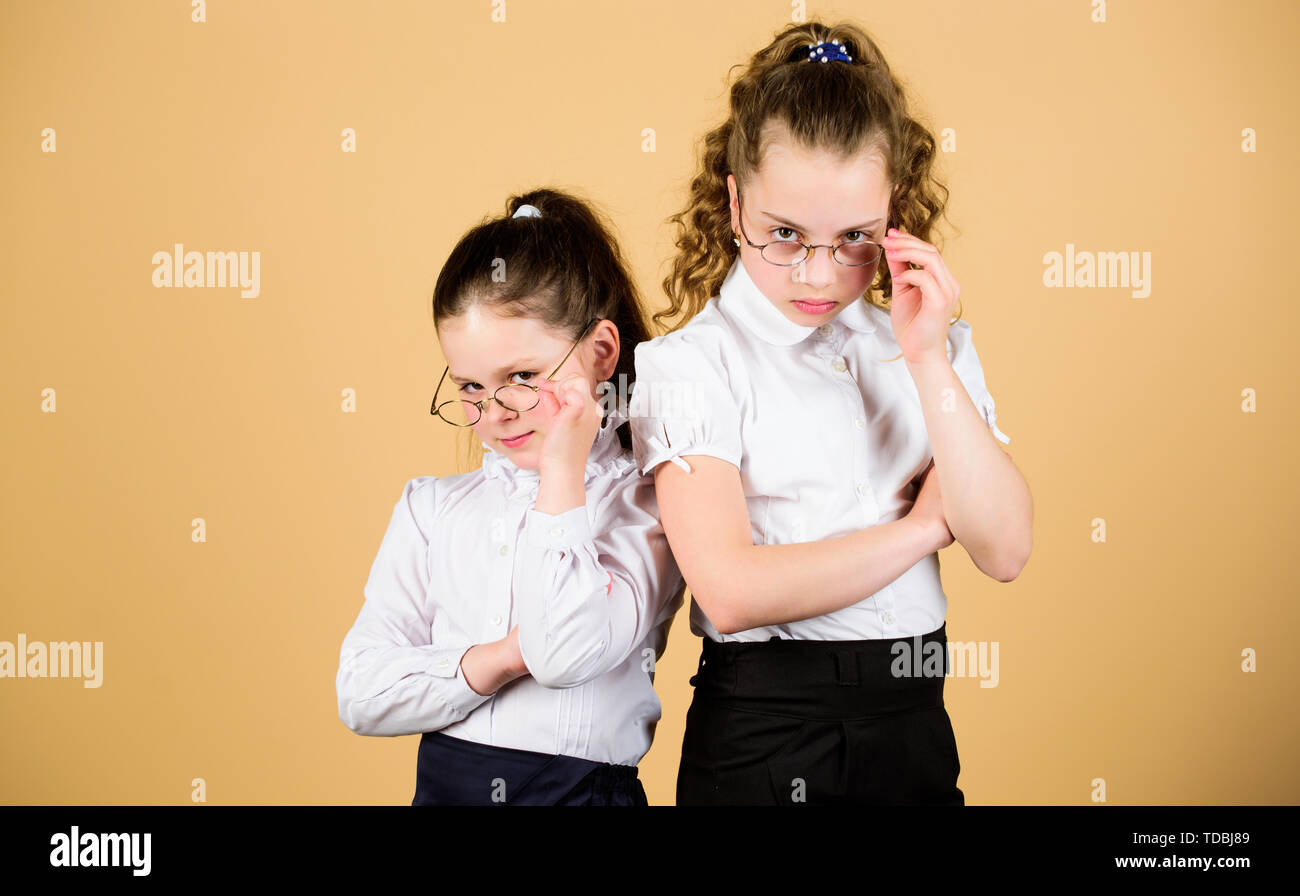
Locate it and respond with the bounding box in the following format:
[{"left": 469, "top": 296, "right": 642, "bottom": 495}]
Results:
[
  {"left": 627, "top": 256, "right": 1010, "bottom": 644},
  {"left": 336, "top": 410, "right": 686, "bottom": 767}
]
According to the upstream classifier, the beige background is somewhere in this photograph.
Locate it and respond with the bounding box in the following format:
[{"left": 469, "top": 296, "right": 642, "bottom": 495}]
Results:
[{"left": 2, "top": 0, "right": 1297, "bottom": 805}]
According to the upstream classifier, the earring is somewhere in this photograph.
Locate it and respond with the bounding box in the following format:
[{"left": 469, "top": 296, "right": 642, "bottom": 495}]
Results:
[{"left": 733, "top": 235, "right": 740, "bottom": 247}]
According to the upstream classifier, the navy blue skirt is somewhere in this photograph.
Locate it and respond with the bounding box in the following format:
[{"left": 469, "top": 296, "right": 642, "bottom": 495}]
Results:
[
  {"left": 413, "top": 731, "right": 648, "bottom": 806},
  {"left": 677, "top": 622, "right": 964, "bottom": 806}
]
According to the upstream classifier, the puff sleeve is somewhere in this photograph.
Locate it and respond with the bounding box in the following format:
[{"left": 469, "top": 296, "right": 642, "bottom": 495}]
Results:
[
  {"left": 948, "top": 319, "right": 1011, "bottom": 445},
  {"left": 336, "top": 477, "right": 494, "bottom": 736},
  {"left": 513, "top": 474, "right": 685, "bottom": 690},
  {"left": 627, "top": 328, "right": 745, "bottom": 475}
]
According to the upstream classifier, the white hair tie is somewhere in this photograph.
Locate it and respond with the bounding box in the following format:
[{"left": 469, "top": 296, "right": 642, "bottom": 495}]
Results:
[{"left": 512, "top": 204, "right": 542, "bottom": 219}]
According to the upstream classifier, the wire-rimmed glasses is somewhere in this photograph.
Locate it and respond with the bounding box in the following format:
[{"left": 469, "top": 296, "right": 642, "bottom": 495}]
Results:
[
  {"left": 430, "top": 317, "right": 600, "bottom": 427},
  {"left": 735, "top": 191, "right": 885, "bottom": 267}
]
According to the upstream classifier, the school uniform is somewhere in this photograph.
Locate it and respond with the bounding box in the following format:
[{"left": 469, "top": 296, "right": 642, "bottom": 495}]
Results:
[
  {"left": 627, "top": 256, "right": 1010, "bottom": 805},
  {"left": 336, "top": 409, "right": 686, "bottom": 805}
]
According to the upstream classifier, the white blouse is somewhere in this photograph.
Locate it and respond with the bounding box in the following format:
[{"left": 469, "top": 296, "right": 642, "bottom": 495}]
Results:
[
  {"left": 336, "top": 410, "right": 686, "bottom": 767},
  {"left": 627, "top": 256, "right": 1010, "bottom": 644}
]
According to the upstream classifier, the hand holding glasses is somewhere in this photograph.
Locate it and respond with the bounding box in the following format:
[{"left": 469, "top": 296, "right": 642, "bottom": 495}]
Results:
[{"left": 430, "top": 317, "right": 601, "bottom": 427}]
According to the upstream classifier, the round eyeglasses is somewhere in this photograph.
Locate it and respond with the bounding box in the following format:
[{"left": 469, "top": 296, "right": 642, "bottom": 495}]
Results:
[
  {"left": 735, "top": 191, "right": 885, "bottom": 267},
  {"left": 430, "top": 317, "right": 599, "bottom": 427}
]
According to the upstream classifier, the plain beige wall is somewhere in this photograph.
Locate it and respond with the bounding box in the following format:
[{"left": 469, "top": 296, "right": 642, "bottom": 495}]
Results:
[{"left": 2, "top": 0, "right": 1297, "bottom": 805}]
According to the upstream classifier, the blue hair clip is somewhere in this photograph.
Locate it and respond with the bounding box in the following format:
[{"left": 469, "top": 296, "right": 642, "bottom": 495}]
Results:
[{"left": 806, "top": 39, "right": 853, "bottom": 63}]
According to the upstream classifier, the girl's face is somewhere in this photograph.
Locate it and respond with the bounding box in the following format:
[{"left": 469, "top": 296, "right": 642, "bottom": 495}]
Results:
[
  {"left": 436, "top": 307, "right": 618, "bottom": 470},
  {"left": 727, "top": 133, "right": 894, "bottom": 326}
]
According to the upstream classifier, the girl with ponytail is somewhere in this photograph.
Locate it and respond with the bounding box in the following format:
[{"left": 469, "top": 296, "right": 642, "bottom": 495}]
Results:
[{"left": 338, "top": 188, "right": 685, "bottom": 805}]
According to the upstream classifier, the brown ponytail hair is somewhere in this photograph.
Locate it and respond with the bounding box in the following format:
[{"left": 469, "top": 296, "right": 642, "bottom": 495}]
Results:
[
  {"left": 659, "top": 19, "right": 959, "bottom": 337},
  {"left": 432, "top": 187, "right": 651, "bottom": 468}
]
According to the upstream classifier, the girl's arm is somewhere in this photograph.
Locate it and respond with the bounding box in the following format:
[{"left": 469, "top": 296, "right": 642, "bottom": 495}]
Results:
[
  {"left": 652, "top": 454, "right": 951, "bottom": 635},
  {"left": 336, "top": 478, "right": 499, "bottom": 737},
  {"left": 880, "top": 227, "right": 1032, "bottom": 582},
  {"left": 514, "top": 475, "right": 684, "bottom": 688},
  {"left": 458, "top": 628, "right": 529, "bottom": 696},
  {"left": 905, "top": 354, "right": 1032, "bottom": 581},
  {"left": 511, "top": 377, "right": 683, "bottom": 688}
]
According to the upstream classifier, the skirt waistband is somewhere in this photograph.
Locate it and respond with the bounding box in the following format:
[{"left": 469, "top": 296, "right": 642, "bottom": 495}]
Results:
[
  {"left": 419, "top": 731, "right": 639, "bottom": 779},
  {"left": 691, "top": 623, "right": 950, "bottom": 720},
  {"left": 413, "top": 731, "right": 640, "bottom": 806}
]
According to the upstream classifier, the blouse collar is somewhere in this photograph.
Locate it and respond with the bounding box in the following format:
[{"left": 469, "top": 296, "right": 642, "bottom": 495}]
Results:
[
  {"left": 479, "top": 404, "right": 634, "bottom": 495},
  {"left": 716, "top": 256, "right": 879, "bottom": 346}
]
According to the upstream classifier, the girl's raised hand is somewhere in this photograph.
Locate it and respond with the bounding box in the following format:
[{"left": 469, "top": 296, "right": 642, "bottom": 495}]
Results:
[
  {"left": 883, "top": 227, "right": 960, "bottom": 366},
  {"left": 532, "top": 374, "right": 603, "bottom": 477}
]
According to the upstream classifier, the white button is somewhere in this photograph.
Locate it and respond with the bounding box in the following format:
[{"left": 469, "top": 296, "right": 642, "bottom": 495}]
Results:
[
  {"left": 853, "top": 416, "right": 866, "bottom": 430},
  {"left": 437, "top": 659, "right": 449, "bottom": 667},
  {"left": 856, "top": 482, "right": 871, "bottom": 497},
  {"left": 550, "top": 527, "right": 564, "bottom": 538},
  {"left": 882, "top": 611, "right": 895, "bottom": 625},
  {"left": 831, "top": 357, "right": 848, "bottom": 373},
  {"left": 498, "top": 544, "right": 510, "bottom": 557},
  {"left": 817, "top": 323, "right": 833, "bottom": 336}
]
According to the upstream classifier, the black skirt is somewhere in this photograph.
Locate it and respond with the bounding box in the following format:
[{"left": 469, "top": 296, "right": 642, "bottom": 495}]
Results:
[
  {"left": 677, "top": 622, "right": 964, "bottom": 805},
  {"left": 413, "top": 731, "right": 648, "bottom": 806}
]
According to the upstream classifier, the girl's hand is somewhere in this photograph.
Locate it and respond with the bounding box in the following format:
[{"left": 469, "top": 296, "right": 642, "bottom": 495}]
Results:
[
  {"left": 883, "top": 227, "right": 960, "bottom": 366},
  {"left": 460, "top": 627, "right": 529, "bottom": 696},
  {"left": 532, "top": 374, "right": 603, "bottom": 478},
  {"left": 906, "top": 459, "right": 954, "bottom": 552}
]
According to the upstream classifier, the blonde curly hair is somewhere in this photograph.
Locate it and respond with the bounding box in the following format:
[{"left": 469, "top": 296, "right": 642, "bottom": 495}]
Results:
[{"left": 658, "top": 19, "right": 961, "bottom": 346}]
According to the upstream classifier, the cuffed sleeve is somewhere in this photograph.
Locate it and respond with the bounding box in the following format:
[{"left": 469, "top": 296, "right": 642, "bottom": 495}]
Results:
[
  {"left": 522, "top": 502, "right": 593, "bottom": 551},
  {"left": 336, "top": 477, "right": 494, "bottom": 737},
  {"left": 948, "top": 319, "right": 1011, "bottom": 445},
  {"left": 628, "top": 329, "right": 745, "bottom": 475},
  {"left": 514, "top": 477, "right": 685, "bottom": 690}
]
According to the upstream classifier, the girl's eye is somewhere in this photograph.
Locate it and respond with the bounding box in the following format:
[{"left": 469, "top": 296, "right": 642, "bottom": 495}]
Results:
[
  {"left": 842, "top": 231, "right": 867, "bottom": 243},
  {"left": 772, "top": 227, "right": 799, "bottom": 242},
  {"left": 458, "top": 382, "right": 482, "bottom": 395},
  {"left": 508, "top": 371, "right": 536, "bottom": 385}
]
